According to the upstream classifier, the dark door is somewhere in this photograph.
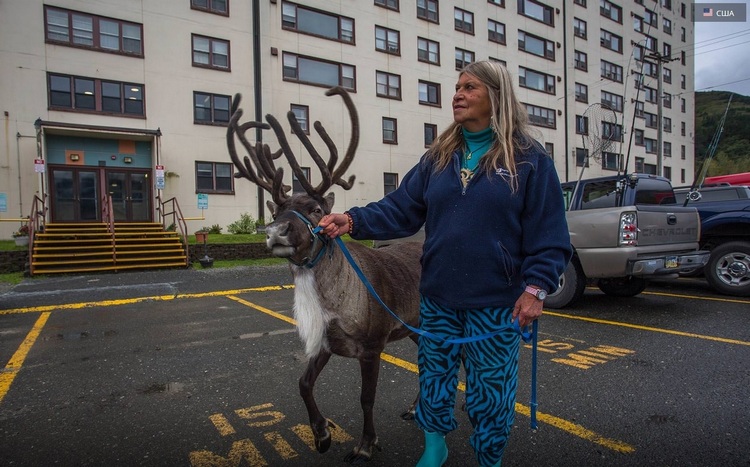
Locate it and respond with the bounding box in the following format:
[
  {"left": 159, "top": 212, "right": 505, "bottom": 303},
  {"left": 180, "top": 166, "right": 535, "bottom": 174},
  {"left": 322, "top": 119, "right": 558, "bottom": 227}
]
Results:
[
  {"left": 106, "top": 170, "right": 152, "bottom": 222},
  {"left": 50, "top": 167, "right": 101, "bottom": 222}
]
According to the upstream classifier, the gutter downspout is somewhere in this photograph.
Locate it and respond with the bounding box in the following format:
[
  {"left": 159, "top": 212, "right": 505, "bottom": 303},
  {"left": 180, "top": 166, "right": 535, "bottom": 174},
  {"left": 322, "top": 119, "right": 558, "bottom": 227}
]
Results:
[
  {"left": 561, "top": 2, "right": 570, "bottom": 182},
  {"left": 253, "top": 0, "right": 265, "bottom": 221}
]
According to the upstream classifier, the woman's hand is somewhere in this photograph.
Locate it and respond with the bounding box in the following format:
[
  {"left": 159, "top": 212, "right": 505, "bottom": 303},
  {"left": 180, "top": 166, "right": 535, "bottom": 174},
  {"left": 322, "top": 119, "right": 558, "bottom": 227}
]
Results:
[
  {"left": 512, "top": 291, "right": 543, "bottom": 328},
  {"left": 318, "top": 213, "right": 351, "bottom": 239}
]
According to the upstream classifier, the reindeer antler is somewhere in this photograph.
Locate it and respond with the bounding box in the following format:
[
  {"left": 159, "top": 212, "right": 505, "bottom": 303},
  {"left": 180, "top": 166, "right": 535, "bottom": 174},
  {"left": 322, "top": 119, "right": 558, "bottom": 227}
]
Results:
[{"left": 227, "top": 87, "right": 359, "bottom": 206}]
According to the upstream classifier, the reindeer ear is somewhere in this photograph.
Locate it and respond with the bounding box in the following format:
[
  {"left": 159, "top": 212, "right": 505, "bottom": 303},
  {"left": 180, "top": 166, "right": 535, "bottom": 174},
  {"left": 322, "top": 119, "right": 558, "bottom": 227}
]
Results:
[
  {"left": 323, "top": 192, "right": 335, "bottom": 214},
  {"left": 266, "top": 200, "right": 279, "bottom": 218}
]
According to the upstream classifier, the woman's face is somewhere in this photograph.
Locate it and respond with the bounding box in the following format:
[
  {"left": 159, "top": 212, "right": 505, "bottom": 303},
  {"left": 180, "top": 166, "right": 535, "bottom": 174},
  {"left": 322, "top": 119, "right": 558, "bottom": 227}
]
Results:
[{"left": 452, "top": 73, "right": 493, "bottom": 132}]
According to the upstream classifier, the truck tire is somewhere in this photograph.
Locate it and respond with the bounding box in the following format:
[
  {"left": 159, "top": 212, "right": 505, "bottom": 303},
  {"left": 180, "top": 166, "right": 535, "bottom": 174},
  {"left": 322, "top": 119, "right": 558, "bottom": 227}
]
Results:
[
  {"left": 544, "top": 258, "right": 586, "bottom": 309},
  {"left": 704, "top": 241, "right": 750, "bottom": 297},
  {"left": 597, "top": 277, "right": 647, "bottom": 297}
]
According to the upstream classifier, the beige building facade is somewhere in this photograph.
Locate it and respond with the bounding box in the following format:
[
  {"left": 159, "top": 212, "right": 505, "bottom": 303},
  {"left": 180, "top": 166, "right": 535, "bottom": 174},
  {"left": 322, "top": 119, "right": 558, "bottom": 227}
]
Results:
[{"left": 0, "top": 0, "right": 695, "bottom": 238}]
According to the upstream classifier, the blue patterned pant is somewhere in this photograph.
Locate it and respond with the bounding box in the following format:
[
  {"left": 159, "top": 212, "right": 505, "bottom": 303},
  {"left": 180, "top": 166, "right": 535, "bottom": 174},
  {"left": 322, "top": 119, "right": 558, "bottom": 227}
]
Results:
[{"left": 414, "top": 295, "right": 520, "bottom": 466}]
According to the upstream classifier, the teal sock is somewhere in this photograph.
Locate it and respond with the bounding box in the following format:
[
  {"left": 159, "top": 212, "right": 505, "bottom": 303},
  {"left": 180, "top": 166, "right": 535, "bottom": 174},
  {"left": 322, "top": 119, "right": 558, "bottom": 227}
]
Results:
[{"left": 416, "top": 431, "right": 448, "bottom": 467}]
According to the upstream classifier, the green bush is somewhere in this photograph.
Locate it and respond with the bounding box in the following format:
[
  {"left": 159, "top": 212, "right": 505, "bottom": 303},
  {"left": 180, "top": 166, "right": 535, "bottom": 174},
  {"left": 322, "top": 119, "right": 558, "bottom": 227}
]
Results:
[
  {"left": 201, "top": 224, "right": 223, "bottom": 234},
  {"left": 227, "top": 213, "right": 256, "bottom": 234}
]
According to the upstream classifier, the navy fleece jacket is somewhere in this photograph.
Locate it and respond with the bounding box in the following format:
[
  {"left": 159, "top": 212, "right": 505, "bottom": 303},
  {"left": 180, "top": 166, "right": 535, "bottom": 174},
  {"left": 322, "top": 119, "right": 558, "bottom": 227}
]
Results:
[{"left": 348, "top": 144, "right": 572, "bottom": 309}]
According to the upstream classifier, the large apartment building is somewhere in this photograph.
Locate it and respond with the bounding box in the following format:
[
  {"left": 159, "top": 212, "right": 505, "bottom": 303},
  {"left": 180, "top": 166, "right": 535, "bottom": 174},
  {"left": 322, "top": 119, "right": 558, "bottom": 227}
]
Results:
[{"left": 0, "top": 0, "right": 695, "bottom": 237}]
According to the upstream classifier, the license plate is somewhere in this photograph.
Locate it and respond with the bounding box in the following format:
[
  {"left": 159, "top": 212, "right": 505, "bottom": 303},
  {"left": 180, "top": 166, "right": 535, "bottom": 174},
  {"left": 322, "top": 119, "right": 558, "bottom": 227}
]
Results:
[{"left": 666, "top": 256, "right": 678, "bottom": 268}]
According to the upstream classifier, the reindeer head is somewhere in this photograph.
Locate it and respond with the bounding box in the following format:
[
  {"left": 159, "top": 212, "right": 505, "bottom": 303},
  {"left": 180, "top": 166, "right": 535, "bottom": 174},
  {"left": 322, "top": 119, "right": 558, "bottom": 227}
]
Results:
[{"left": 227, "top": 87, "right": 359, "bottom": 266}]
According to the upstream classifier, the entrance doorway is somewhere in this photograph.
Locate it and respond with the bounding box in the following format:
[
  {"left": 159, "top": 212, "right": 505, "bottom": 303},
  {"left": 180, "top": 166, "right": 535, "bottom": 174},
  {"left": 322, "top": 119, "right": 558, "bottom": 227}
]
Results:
[{"left": 50, "top": 167, "right": 152, "bottom": 223}]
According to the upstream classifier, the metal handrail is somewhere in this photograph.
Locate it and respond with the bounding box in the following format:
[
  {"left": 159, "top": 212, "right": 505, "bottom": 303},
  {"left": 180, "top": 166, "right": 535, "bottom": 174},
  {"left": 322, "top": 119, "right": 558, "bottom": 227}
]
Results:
[
  {"left": 27, "top": 194, "right": 47, "bottom": 275},
  {"left": 159, "top": 196, "right": 189, "bottom": 263}
]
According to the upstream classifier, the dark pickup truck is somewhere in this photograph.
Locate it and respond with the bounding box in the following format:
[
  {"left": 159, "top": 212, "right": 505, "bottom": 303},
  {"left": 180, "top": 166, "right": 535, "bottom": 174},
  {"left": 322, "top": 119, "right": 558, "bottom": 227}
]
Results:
[{"left": 673, "top": 184, "right": 750, "bottom": 296}]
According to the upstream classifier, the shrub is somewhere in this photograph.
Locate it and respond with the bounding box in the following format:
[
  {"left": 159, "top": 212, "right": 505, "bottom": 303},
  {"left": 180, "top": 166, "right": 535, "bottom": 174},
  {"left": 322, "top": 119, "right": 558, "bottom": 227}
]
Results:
[
  {"left": 208, "top": 224, "right": 223, "bottom": 234},
  {"left": 227, "top": 213, "right": 256, "bottom": 234}
]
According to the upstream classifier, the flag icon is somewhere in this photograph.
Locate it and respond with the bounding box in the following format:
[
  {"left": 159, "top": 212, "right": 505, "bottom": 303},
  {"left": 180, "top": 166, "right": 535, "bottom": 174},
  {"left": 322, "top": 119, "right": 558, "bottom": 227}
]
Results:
[{"left": 703, "top": 7, "right": 713, "bottom": 16}]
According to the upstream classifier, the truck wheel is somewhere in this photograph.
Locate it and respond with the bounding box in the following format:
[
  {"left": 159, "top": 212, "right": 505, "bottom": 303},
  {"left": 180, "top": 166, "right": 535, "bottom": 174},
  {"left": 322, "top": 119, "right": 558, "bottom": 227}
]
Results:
[
  {"left": 597, "top": 277, "right": 647, "bottom": 297},
  {"left": 704, "top": 241, "right": 750, "bottom": 297},
  {"left": 544, "top": 258, "right": 586, "bottom": 309}
]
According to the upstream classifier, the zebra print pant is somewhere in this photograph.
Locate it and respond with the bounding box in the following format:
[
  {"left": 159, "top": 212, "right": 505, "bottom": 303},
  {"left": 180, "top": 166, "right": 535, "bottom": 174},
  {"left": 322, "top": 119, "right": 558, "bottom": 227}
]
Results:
[{"left": 414, "top": 295, "right": 520, "bottom": 466}]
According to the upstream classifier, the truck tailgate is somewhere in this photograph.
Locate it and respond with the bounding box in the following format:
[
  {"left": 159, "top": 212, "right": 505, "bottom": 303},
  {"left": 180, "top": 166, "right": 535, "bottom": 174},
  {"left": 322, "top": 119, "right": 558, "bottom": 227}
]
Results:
[{"left": 635, "top": 205, "right": 700, "bottom": 246}]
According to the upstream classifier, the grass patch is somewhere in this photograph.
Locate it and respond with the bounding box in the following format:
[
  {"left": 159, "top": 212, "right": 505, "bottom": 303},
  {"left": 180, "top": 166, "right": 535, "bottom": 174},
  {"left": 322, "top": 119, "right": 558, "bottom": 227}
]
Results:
[{"left": 0, "top": 272, "right": 25, "bottom": 285}]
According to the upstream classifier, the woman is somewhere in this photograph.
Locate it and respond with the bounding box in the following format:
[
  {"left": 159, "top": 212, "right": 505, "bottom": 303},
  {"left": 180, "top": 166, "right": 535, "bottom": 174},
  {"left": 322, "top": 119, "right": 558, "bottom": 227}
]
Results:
[{"left": 318, "top": 61, "right": 572, "bottom": 467}]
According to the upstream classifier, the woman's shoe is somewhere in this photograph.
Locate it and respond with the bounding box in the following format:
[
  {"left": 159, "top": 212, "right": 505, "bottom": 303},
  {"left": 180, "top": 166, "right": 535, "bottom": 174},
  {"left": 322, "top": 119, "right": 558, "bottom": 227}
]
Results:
[{"left": 415, "top": 431, "right": 448, "bottom": 467}]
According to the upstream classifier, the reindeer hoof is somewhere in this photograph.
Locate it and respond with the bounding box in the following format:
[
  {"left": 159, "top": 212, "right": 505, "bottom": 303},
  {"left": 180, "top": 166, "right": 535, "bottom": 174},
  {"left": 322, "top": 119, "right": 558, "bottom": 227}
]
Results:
[
  {"left": 343, "top": 437, "right": 381, "bottom": 464},
  {"left": 400, "top": 402, "right": 417, "bottom": 421},
  {"left": 313, "top": 421, "right": 333, "bottom": 453}
]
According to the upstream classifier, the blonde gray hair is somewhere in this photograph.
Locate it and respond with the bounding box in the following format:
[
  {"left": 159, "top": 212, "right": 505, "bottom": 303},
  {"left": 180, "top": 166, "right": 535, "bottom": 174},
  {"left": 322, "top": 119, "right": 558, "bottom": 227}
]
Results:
[{"left": 427, "top": 61, "right": 536, "bottom": 191}]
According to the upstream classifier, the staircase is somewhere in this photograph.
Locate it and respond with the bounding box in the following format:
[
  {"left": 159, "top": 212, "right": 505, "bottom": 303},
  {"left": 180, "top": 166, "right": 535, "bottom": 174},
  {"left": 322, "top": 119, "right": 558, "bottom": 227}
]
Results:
[{"left": 30, "top": 222, "right": 189, "bottom": 275}]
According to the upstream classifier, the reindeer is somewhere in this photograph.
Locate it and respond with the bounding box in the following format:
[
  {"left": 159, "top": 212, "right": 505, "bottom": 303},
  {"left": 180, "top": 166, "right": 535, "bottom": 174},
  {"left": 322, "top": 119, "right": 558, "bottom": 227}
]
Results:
[{"left": 227, "top": 87, "right": 422, "bottom": 463}]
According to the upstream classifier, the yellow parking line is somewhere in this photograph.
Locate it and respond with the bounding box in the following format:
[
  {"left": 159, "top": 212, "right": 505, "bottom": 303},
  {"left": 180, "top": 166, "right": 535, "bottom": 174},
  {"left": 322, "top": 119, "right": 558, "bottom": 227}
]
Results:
[
  {"left": 0, "top": 312, "right": 50, "bottom": 404},
  {"left": 231, "top": 296, "right": 636, "bottom": 454},
  {"left": 544, "top": 311, "right": 750, "bottom": 347}
]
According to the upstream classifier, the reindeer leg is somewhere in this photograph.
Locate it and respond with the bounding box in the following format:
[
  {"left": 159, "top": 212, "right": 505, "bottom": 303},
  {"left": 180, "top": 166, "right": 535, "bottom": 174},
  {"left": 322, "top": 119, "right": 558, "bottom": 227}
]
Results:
[
  {"left": 344, "top": 350, "right": 383, "bottom": 464},
  {"left": 299, "top": 350, "right": 334, "bottom": 454},
  {"left": 401, "top": 334, "right": 420, "bottom": 421}
]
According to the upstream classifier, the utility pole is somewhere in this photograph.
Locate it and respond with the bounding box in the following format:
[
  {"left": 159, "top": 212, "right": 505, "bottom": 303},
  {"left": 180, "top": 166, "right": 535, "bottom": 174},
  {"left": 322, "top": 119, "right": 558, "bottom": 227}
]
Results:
[{"left": 645, "top": 51, "right": 677, "bottom": 177}]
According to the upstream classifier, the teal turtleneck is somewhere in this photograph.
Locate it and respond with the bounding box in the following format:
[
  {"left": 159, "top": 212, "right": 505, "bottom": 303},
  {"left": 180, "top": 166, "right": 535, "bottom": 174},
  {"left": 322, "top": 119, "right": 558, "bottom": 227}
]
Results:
[{"left": 461, "top": 126, "right": 494, "bottom": 172}]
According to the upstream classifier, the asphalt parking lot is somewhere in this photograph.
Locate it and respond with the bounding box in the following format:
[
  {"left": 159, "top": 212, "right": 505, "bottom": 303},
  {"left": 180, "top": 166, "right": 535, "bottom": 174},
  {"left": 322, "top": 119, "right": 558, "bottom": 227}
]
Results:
[{"left": 0, "top": 265, "right": 748, "bottom": 466}]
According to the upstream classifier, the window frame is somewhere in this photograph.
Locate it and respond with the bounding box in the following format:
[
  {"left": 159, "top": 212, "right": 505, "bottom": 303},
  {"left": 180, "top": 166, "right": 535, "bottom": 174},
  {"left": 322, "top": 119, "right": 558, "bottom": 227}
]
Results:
[
  {"left": 418, "top": 80, "right": 442, "bottom": 107},
  {"left": 573, "top": 18, "right": 587, "bottom": 39},
  {"left": 574, "top": 50, "right": 588, "bottom": 71},
  {"left": 282, "top": 52, "right": 356, "bottom": 91},
  {"left": 382, "top": 117, "right": 398, "bottom": 144},
  {"left": 195, "top": 161, "right": 235, "bottom": 194},
  {"left": 193, "top": 92, "right": 231, "bottom": 125},
  {"left": 454, "top": 7, "right": 475, "bottom": 34},
  {"left": 44, "top": 6, "right": 144, "bottom": 57},
  {"left": 600, "top": 60, "right": 623, "bottom": 83},
  {"left": 455, "top": 48, "right": 475, "bottom": 70},
  {"left": 525, "top": 103, "right": 556, "bottom": 129},
  {"left": 47, "top": 73, "right": 145, "bottom": 117},
  {"left": 417, "top": 37, "right": 440, "bottom": 65},
  {"left": 290, "top": 104, "right": 310, "bottom": 134},
  {"left": 281, "top": 2, "right": 355, "bottom": 44},
  {"left": 192, "top": 34, "right": 231, "bottom": 71},
  {"left": 488, "top": 19, "right": 506, "bottom": 44},
  {"left": 518, "top": 30, "right": 555, "bottom": 60},
  {"left": 424, "top": 123, "right": 438, "bottom": 147},
  {"left": 191, "top": 0, "right": 229, "bottom": 16},
  {"left": 600, "top": 29, "right": 623, "bottom": 53},
  {"left": 375, "top": 25, "right": 400, "bottom": 55},
  {"left": 374, "top": 0, "right": 399, "bottom": 11},
  {"left": 599, "top": 0, "right": 622, "bottom": 23},
  {"left": 376, "top": 71, "right": 402, "bottom": 100},
  {"left": 519, "top": 67, "right": 556, "bottom": 95},
  {"left": 575, "top": 83, "right": 589, "bottom": 103},
  {"left": 417, "top": 0, "right": 439, "bottom": 23},
  {"left": 518, "top": 0, "right": 555, "bottom": 26},
  {"left": 384, "top": 172, "right": 399, "bottom": 195}
]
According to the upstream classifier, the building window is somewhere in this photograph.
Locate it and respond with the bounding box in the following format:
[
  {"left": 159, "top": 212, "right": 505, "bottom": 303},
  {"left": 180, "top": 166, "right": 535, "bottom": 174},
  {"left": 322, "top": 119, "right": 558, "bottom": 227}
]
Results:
[
  {"left": 681, "top": 26, "right": 686, "bottom": 42},
  {"left": 681, "top": 98, "right": 686, "bottom": 113},
  {"left": 525, "top": 103, "right": 556, "bottom": 128},
  {"left": 196, "top": 162, "right": 234, "bottom": 193},
  {"left": 291, "top": 104, "right": 309, "bottom": 133},
  {"left": 282, "top": 2, "right": 354, "bottom": 43},
  {"left": 642, "top": 61, "right": 658, "bottom": 78},
  {"left": 602, "top": 122, "right": 623, "bottom": 142},
  {"left": 283, "top": 52, "right": 356, "bottom": 91},
  {"left": 680, "top": 74, "right": 686, "bottom": 90},
  {"left": 191, "top": 0, "right": 228, "bottom": 15},
  {"left": 664, "top": 142, "right": 672, "bottom": 157},
  {"left": 574, "top": 50, "right": 588, "bottom": 71},
  {"left": 419, "top": 80, "right": 441, "bottom": 106},
  {"left": 518, "top": 31, "right": 555, "bottom": 60},
  {"left": 600, "top": 0, "right": 622, "bottom": 23},
  {"left": 633, "top": 15, "right": 644, "bottom": 33},
  {"left": 574, "top": 0, "right": 586, "bottom": 6},
  {"left": 576, "top": 115, "right": 589, "bottom": 135},
  {"left": 292, "top": 167, "right": 311, "bottom": 193},
  {"left": 375, "top": 26, "right": 400, "bottom": 54},
  {"left": 44, "top": 6, "right": 143, "bottom": 56},
  {"left": 635, "top": 101, "right": 644, "bottom": 118},
  {"left": 635, "top": 157, "right": 644, "bottom": 173},
  {"left": 601, "top": 91, "right": 623, "bottom": 112},
  {"left": 194, "top": 92, "right": 230, "bottom": 125},
  {"left": 424, "top": 123, "right": 437, "bottom": 146},
  {"left": 454, "top": 8, "right": 474, "bottom": 34},
  {"left": 376, "top": 71, "right": 402, "bottom": 99},
  {"left": 681, "top": 145, "right": 686, "bottom": 159},
  {"left": 375, "top": 0, "right": 399, "bottom": 11},
  {"left": 455, "top": 48, "right": 475, "bottom": 70},
  {"left": 519, "top": 67, "right": 555, "bottom": 94},
  {"left": 382, "top": 117, "right": 398, "bottom": 144},
  {"left": 192, "top": 34, "right": 230, "bottom": 70},
  {"left": 663, "top": 17, "right": 672, "bottom": 34},
  {"left": 663, "top": 42, "right": 672, "bottom": 57},
  {"left": 384, "top": 172, "right": 399, "bottom": 195},
  {"left": 575, "top": 83, "right": 588, "bottom": 103},
  {"left": 681, "top": 121, "right": 686, "bottom": 136},
  {"left": 489, "top": 0, "right": 506, "bottom": 6},
  {"left": 576, "top": 148, "right": 589, "bottom": 167},
  {"left": 645, "top": 112, "right": 658, "bottom": 128},
  {"left": 635, "top": 129, "right": 644, "bottom": 145},
  {"left": 645, "top": 9, "right": 658, "bottom": 27},
  {"left": 663, "top": 67, "right": 672, "bottom": 84},
  {"left": 489, "top": 57, "right": 507, "bottom": 67},
  {"left": 663, "top": 93, "right": 672, "bottom": 109},
  {"left": 645, "top": 138, "right": 657, "bottom": 154},
  {"left": 644, "top": 87, "right": 658, "bottom": 104},
  {"left": 602, "top": 152, "right": 620, "bottom": 171},
  {"left": 48, "top": 73, "right": 144, "bottom": 117},
  {"left": 600, "top": 29, "right": 622, "bottom": 53},
  {"left": 418, "top": 37, "right": 440, "bottom": 64},
  {"left": 488, "top": 19, "right": 506, "bottom": 44},
  {"left": 573, "top": 18, "right": 587, "bottom": 39},
  {"left": 518, "top": 0, "right": 554, "bottom": 26},
  {"left": 664, "top": 117, "right": 672, "bottom": 133},
  {"left": 601, "top": 60, "right": 623, "bottom": 82},
  {"left": 417, "top": 0, "right": 439, "bottom": 23},
  {"left": 544, "top": 142, "right": 554, "bottom": 160},
  {"left": 644, "top": 35, "right": 658, "bottom": 53}
]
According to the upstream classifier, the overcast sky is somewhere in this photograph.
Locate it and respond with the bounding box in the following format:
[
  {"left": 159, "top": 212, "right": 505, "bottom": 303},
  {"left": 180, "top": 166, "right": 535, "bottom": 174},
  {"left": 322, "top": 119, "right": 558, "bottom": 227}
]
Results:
[{"left": 693, "top": 1, "right": 750, "bottom": 96}]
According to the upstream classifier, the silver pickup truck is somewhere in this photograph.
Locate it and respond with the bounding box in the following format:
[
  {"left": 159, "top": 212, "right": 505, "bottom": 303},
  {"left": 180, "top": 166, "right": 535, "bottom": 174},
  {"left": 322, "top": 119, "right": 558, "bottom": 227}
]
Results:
[{"left": 548, "top": 174, "right": 709, "bottom": 308}]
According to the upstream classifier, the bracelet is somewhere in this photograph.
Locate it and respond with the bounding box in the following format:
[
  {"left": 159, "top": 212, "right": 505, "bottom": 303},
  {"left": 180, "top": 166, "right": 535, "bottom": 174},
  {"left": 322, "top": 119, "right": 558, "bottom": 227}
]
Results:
[{"left": 344, "top": 212, "right": 354, "bottom": 234}]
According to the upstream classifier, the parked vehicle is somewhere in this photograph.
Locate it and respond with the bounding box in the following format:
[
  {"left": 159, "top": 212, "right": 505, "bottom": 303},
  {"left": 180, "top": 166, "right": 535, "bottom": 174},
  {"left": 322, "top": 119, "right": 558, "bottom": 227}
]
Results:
[
  {"left": 547, "top": 174, "right": 709, "bottom": 308},
  {"left": 673, "top": 184, "right": 750, "bottom": 296}
]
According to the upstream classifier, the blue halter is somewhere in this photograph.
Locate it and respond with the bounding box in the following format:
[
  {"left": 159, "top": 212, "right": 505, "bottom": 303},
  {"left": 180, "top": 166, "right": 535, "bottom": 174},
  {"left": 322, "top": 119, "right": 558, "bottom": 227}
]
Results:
[{"left": 287, "top": 211, "right": 330, "bottom": 268}]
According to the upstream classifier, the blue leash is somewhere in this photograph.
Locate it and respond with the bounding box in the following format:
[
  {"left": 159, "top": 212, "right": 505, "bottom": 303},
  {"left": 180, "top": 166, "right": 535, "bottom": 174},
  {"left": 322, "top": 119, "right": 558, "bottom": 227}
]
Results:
[{"left": 312, "top": 226, "right": 539, "bottom": 429}]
